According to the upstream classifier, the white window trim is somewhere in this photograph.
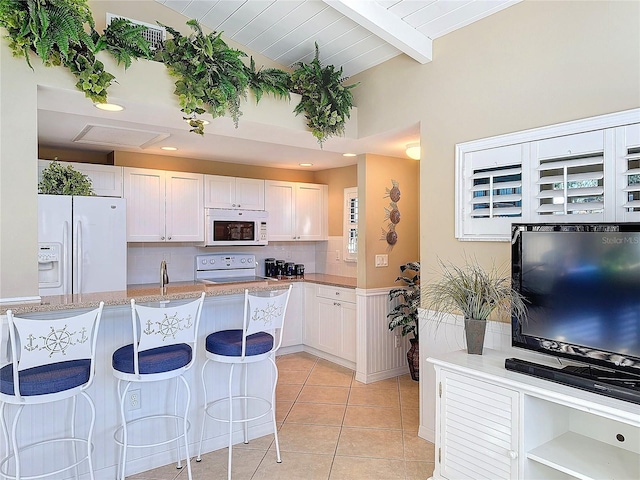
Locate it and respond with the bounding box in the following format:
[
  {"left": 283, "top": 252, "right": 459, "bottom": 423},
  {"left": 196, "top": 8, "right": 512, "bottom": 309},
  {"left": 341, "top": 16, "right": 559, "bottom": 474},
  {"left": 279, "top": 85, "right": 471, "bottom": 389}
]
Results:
[{"left": 456, "top": 108, "right": 640, "bottom": 241}]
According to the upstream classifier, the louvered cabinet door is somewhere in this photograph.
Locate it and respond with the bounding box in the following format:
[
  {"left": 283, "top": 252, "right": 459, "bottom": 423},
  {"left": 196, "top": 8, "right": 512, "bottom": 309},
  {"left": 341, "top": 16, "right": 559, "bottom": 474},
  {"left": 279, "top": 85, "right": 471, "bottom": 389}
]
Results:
[{"left": 439, "top": 370, "right": 520, "bottom": 480}]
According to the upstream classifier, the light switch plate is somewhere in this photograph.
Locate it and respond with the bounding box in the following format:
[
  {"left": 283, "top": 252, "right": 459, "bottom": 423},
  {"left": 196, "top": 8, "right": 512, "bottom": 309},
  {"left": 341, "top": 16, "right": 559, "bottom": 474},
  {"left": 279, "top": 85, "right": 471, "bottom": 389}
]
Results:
[{"left": 375, "top": 254, "right": 388, "bottom": 267}]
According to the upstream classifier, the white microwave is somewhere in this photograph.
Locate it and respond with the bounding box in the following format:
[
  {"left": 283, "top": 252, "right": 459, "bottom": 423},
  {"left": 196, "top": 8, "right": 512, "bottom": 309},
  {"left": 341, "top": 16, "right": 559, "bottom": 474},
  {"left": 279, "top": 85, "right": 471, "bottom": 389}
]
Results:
[{"left": 205, "top": 209, "right": 268, "bottom": 246}]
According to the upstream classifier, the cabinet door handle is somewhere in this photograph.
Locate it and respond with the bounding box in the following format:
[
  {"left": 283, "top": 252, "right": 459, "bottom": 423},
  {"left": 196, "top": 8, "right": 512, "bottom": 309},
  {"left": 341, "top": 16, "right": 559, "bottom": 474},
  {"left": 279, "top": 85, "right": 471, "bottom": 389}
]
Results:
[
  {"left": 508, "top": 450, "right": 518, "bottom": 460},
  {"left": 168, "top": 236, "right": 172, "bottom": 240},
  {"left": 160, "top": 236, "right": 165, "bottom": 240},
  {"left": 334, "top": 302, "right": 341, "bottom": 306}
]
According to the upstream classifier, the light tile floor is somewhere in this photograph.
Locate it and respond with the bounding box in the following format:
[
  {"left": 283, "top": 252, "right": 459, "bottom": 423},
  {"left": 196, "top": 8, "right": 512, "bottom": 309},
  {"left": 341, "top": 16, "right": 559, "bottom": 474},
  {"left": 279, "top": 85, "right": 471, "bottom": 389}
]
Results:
[{"left": 130, "top": 352, "right": 435, "bottom": 480}]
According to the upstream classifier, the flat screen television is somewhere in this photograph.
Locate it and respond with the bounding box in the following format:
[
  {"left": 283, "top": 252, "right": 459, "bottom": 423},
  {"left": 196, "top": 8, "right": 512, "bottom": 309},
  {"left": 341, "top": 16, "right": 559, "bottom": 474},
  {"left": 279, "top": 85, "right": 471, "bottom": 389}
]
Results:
[{"left": 510, "top": 223, "right": 640, "bottom": 398}]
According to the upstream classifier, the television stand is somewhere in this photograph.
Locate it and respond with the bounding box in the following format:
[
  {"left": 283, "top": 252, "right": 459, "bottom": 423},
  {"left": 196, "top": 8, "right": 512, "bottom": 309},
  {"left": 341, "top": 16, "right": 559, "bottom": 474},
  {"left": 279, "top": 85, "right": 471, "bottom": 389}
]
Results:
[
  {"left": 427, "top": 349, "right": 640, "bottom": 480},
  {"left": 505, "top": 357, "right": 640, "bottom": 404}
]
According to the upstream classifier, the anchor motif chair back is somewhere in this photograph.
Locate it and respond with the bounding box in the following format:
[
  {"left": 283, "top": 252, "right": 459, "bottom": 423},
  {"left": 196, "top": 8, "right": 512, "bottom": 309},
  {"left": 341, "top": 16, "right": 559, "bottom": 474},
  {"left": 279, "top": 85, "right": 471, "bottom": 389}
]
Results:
[
  {"left": 197, "top": 286, "right": 292, "bottom": 480},
  {"left": 0, "top": 303, "right": 104, "bottom": 480},
  {"left": 111, "top": 293, "right": 205, "bottom": 480}
]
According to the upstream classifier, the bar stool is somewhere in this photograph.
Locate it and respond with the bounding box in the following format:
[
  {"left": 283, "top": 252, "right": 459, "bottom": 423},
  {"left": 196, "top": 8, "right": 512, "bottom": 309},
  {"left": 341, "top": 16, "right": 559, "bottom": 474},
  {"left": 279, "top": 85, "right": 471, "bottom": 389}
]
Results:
[
  {"left": 197, "top": 286, "right": 292, "bottom": 480},
  {"left": 0, "top": 303, "right": 104, "bottom": 480},
  {"left": 111, "top": 293, "right": 205, "bottom": 480}
]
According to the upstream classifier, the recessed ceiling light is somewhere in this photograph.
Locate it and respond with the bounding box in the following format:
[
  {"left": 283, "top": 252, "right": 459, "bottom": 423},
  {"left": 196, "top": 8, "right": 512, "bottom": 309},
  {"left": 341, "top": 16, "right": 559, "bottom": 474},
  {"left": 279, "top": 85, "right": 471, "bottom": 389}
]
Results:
[
  {"left": 342, "top": 153, "right": 357, "bottom": 157},
  {"left": 185, "top": 118, "right": 210, "bottom": 125},
  {"left": 161, "top": 146, "right": 178, "bottom": 151},
  {"left": 94, "top": 103, "right": 124, "bottom": 112},
  {"left": 299, "top": 163, "right": 313, "bottom": 167}
]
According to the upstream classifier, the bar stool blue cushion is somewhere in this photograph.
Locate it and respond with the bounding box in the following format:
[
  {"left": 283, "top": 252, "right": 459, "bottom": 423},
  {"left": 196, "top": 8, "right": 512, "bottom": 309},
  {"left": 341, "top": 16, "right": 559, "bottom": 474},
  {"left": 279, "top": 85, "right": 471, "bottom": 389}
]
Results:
[
  {"left": 206, "top": 330, "right": 274, "bottom": 357},
  {"left": 0, "top": 359, "right": 91, "bottom": 396},
  {"left": 112, "top": 344, "right": 192, "bottom": 375}
]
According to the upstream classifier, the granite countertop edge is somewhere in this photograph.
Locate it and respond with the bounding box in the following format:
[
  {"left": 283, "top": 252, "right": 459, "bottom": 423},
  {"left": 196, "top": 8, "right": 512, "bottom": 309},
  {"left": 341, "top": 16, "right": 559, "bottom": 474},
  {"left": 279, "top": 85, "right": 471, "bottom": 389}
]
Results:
[{"left": 1, "top": 274, "right": 357, "bottom": 315}]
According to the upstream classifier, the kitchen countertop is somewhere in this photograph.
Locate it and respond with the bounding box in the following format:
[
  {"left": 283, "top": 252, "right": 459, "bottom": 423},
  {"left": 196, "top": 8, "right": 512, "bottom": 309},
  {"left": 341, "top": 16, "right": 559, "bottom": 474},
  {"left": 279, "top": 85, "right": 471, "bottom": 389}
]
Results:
[{"left": 0, "top": 274, "right": 357, "bottom": 315}]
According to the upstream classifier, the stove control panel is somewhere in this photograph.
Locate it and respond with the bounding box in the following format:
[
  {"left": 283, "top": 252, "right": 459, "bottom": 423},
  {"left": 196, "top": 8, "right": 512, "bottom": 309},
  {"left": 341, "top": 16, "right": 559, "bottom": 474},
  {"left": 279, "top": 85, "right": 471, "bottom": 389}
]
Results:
[{"left": 196, "top": 253, "right": 256, "bottom": 272}]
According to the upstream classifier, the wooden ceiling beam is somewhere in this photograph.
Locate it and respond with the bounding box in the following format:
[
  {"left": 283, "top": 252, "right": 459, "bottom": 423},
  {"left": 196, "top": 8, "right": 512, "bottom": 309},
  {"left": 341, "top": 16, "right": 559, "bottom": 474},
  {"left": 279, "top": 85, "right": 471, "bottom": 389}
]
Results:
[{"left": 323, "top": 0, "right": 432, "bottom": 64}]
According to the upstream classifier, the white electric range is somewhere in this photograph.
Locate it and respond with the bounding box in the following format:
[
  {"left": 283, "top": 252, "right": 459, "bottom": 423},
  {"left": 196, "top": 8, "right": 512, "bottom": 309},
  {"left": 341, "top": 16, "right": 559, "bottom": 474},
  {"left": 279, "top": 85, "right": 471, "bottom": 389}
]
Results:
[{"left": 195, "top": 253, "right": 273, "bottom": 284}]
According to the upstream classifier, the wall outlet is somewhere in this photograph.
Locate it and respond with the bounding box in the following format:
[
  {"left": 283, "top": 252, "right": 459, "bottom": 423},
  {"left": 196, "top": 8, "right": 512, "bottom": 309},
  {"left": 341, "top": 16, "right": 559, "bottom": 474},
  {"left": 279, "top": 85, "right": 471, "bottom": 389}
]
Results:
[
  {"left": 335, "top": 250, "right": 340, "bottom": 261},
  {"left": 127, "top": 389, "right": 141, "bottom": 410},
  {"left": 375, "top": 254, "right": 388, "bottom": 267},
  {"left": 394, "top": 335, "right": 401, "bottom": 348}
]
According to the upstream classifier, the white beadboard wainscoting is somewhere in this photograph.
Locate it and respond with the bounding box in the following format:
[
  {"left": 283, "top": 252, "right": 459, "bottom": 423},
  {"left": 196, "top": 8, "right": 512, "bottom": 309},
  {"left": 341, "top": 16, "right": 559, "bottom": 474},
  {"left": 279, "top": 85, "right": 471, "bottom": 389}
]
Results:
[
  {"left": 1, "top": 296, "right": 276, "bottom": 480},
  {"left": 418, "top": 309, "right": 511, "bottom": 443},
  {"left": 355, "top": 288, "right": 411, "bottom": 385}
]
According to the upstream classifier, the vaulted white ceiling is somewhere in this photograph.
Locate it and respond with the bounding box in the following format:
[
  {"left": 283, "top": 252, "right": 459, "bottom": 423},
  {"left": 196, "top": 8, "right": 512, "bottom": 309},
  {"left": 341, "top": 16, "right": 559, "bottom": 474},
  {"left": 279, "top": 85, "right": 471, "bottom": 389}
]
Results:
[
  {"left": 156, "top": 0, "right": 520, "bottom": 77},
  {"left": 38, "top": 0, "right": 521, "bottom": 170}
]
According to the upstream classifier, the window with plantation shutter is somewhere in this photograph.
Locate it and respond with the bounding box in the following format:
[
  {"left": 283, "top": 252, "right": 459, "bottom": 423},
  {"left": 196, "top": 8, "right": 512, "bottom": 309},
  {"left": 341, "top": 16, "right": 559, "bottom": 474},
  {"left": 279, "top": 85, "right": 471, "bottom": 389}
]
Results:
[
  {"left": 624, "top": 148, "right": 640, "bottom": 214},
  {"left": 535, "top": 153, "right": 605, "bottom": 216},
  {"left": 343, "top": 187, "right": 358, "bottom": 262},
  {"left": 532, "top": 130, "right": 606, "bottom": 220},
  {"left": 456, "top": 109, "right": 640, "bottom": 241},
  {"left": 619, "top": 119, "right": 640, "bottom": 223},
  {"left": 456, "top": 143, "right": 526, "bottom": 241},
  {"left": 471, "top": 165, "right": 522, "bottom": 218}
]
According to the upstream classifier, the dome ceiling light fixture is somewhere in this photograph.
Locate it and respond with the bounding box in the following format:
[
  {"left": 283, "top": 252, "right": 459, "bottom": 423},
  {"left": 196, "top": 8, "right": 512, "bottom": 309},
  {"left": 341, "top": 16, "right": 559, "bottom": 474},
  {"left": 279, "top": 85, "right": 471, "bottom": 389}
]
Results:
[{"left": 405, "top": 142, "right": 421, "bottom": 160}]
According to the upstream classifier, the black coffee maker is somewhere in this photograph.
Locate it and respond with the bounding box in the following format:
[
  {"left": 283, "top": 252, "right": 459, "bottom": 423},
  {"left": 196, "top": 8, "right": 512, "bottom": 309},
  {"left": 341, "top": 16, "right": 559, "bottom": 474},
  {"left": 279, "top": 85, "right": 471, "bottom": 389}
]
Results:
[{"left": 265, "top": 258, "right": 276, "bottom": 278}]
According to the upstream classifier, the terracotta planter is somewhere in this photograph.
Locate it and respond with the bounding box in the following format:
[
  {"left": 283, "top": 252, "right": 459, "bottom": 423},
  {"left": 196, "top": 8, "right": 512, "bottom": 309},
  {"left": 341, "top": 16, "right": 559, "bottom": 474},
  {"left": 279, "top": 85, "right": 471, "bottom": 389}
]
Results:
[
  {"left": 407, "top": 338, "right": 419, "bottom": 381},
  {"left": 464, "top": 318, "right": 487, "bottom": 355}
]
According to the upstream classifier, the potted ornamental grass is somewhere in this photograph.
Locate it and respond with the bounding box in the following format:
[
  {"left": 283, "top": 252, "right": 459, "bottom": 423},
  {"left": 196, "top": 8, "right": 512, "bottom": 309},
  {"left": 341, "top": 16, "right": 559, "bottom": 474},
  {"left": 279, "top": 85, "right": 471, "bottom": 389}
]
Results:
[{"left": 424, "top": 258, "right": 527, "bottom": 354}]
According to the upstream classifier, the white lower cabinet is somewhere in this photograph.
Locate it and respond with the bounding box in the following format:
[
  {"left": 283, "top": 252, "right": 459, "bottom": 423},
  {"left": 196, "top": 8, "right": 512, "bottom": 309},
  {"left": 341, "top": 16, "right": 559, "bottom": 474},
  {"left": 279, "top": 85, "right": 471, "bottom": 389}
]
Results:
[
  {"left": 304, "top": 284, "right": 356, "bottom": 366},
  {"left": 281, "top": 282, "right": 304, "bottom": 348},
  {"left": 429, "top": 350, "right": 640, "bottom": 480}
]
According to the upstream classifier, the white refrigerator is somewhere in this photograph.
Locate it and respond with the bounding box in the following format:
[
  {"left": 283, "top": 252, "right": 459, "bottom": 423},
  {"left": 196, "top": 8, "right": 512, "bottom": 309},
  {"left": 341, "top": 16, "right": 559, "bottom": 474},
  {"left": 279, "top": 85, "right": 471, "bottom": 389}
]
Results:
[{"left": 38, "top": 194, "right": 127, "bottom": 296}]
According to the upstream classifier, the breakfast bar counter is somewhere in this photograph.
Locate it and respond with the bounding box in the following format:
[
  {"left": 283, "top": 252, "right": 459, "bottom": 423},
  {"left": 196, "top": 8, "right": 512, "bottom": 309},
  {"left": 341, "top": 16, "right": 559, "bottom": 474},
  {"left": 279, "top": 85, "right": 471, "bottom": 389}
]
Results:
[{"left": 0, "top": 274, "right": 356, "bottom": 315}]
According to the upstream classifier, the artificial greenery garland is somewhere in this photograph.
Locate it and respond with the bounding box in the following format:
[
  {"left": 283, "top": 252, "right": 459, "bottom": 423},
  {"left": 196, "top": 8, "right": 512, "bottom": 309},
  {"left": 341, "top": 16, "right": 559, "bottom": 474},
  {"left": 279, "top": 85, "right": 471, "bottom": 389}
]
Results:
[
  {"left": 290, "top": 43, "right": 358, "bottom": 146},
  {"left": 0, "top": 0, "right": 151, "bottom": 103},
  {"left": 0, "top": 1, "right": 357, "bottom": 144}
]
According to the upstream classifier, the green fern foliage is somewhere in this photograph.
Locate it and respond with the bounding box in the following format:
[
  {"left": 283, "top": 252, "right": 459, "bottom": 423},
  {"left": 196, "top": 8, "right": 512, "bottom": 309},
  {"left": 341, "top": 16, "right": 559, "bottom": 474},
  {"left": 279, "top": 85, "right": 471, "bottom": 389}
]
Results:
[
  {"left": 290, "top": 43, "right": 358, "bottom": 146},
  {"left": 0, "top": 0, "right": 151, "bottom": 103},
  {"left": 155, "top": 19, "right": 252, "bottom": 134},
  {"left": 246, "top": 57, "right": 290, "bottom": 104},
  {"left": 94, "top": 17, "right": 153, "bottom": 69}
]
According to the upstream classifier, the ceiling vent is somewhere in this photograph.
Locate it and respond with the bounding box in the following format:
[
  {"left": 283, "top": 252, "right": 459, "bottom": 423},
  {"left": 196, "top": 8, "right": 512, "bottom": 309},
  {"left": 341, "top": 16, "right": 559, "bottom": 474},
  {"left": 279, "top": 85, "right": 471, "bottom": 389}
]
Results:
[
  {"left": 73, "top": 124, "right": 170, "bottom": 149},
  {"left": 106, "top": 13, "right": 166, "bottom": 50}
]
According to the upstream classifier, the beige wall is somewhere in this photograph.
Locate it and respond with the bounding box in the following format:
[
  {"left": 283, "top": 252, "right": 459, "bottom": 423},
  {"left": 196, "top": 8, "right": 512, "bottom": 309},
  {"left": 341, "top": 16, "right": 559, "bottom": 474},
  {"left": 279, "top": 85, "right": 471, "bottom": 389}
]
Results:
[
  {"left": 314, "top": 165, "right": 358, "bottom": 236},
  {"left": 350, "top": 0, "right": 640, "bottom": 282},
  {"left": 358, "top": 154, "right": 420, "bottom": 289}
]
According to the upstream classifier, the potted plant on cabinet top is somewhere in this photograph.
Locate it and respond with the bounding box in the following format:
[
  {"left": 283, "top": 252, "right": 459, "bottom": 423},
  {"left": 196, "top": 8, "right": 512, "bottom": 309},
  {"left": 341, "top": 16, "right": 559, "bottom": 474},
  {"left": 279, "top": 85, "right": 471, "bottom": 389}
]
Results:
[
  {"left": 423, "top": 258, "right": 527, "bottom": 355},
  {"left": 39, "top": 161, "right": 94, "bottom": 196},
  {"left": 387, "top": 261, "right": 421, "bottom": 381}
]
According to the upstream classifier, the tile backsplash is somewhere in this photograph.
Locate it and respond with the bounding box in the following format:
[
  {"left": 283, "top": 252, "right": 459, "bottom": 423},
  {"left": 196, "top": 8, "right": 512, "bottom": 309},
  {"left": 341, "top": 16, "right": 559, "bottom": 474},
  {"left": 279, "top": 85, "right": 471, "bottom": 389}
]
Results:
[{"left": 127, "top": 236, "right": 355, "bottom": 285}]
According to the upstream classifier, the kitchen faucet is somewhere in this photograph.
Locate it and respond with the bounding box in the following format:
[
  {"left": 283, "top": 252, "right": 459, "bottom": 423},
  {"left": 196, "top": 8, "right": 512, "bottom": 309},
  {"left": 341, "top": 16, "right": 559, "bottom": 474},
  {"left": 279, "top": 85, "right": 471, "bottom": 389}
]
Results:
[{"left": 160, "top": 260, "right": 169, "bottom": 290}]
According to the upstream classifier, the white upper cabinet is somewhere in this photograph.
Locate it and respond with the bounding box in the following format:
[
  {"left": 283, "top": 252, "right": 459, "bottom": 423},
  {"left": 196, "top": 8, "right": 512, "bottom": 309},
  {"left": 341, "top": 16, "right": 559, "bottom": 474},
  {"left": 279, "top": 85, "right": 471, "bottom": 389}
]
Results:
[
  {"left": 265, "top": 180, "right": 328, "bottom": 241},
  {"left": 204, "top": 175, "right": 265, "bottom": 210},
  {"left": 124, "top": 167, "right": 204, "bottom": 242},
  {"left": 38, "top": 159, "right": 123, "bottom": 197}
]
